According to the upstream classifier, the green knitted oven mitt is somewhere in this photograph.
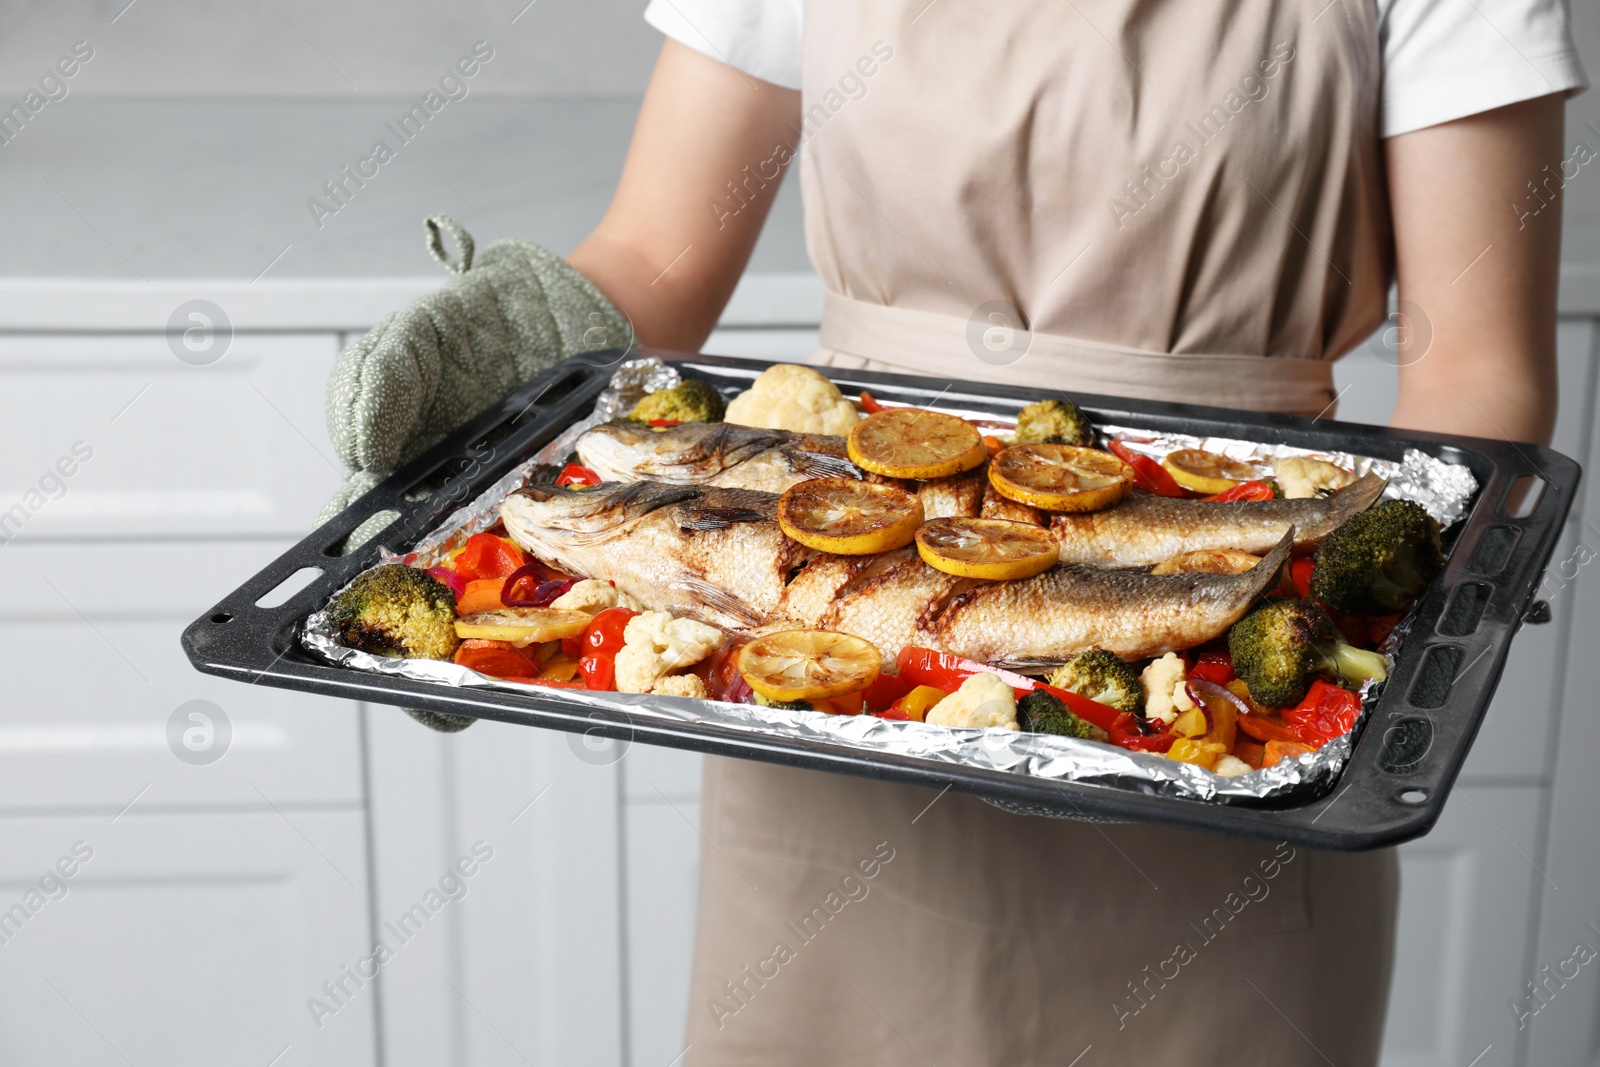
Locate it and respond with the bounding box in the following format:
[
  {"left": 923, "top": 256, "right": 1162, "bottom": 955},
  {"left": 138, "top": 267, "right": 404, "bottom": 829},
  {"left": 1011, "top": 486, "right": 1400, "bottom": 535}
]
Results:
[
  {"left": 317, "top": 214, "right": 631, "bottom": 531},
  {"left": 318, "top": 215, "right": 631, "bottom": 733}
]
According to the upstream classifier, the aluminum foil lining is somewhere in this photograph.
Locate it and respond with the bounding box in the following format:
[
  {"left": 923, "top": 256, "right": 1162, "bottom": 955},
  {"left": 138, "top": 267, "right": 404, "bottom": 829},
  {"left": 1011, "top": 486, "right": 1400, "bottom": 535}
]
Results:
[
  {"left": 322, "top": 356, "right": 1481, "bottom": 806},
  {"left": 303, "top": 604, "right": 1365, "bottom": 803}
]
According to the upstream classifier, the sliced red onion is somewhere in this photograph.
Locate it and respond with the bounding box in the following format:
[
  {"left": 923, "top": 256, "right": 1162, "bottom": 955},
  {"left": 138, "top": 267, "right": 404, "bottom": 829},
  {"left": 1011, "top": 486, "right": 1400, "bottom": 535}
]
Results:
[
  {"left": 426, "top": 566, "right": 466, "bottom": 599},
  {"left": 1189, "top": 677, "right": 1253, "bottom": 733},
  {"left": 500, "top": 561, "right": 550, "bottom": 606}
]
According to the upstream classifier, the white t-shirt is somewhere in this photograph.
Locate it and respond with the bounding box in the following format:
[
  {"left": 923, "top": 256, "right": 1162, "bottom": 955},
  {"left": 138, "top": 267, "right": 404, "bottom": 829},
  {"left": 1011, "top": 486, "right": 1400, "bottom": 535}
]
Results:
[{"left": 644, "top": 0, "right": 1587, "bottom": 137}]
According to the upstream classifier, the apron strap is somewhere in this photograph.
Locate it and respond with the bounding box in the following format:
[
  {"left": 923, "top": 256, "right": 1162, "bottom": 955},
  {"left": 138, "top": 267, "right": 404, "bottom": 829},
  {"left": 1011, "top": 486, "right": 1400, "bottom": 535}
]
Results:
[{"left": 818, "top": 290, "right": 1338, "bottom": 418}]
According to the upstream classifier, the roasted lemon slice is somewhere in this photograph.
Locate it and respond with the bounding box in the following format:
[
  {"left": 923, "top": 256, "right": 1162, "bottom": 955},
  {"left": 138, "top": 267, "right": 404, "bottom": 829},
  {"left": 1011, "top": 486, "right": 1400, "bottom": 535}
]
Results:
[
  {"left": 737, "top": 630, "right": 882, "bottom": 702},
  {"left": 455, "top": 608, "right": 592, "bottom": 646},
  {"left": 1149, "top": 549, "right": 1263, "bottom": 575},
  {"left": 988, "top": 444, "right": 1134, "bottom": 512},
  {"left": 916, "top": 517, "right": 1059, "bottom": 580},
  {"left": 1160, "top": 449, "right": 1261, "bottom": 495},
  {"left": 847, "top": 408, "right": 987, "bottom": 480},
  {"left": 778, "top": 478, "right": 924, "bottom": 555}
]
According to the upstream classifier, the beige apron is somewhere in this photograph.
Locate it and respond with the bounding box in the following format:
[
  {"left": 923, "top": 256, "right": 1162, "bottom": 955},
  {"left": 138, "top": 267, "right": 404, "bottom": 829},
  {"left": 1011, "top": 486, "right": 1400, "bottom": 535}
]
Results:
[{"left": 686, "top": 1, "right": 1398, "bottom": 1062}]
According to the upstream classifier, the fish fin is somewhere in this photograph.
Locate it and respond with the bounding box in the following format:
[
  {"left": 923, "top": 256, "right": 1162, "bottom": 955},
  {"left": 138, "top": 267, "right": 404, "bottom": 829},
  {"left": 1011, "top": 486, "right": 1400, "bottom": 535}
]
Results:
[
  {"left": 1318, "top": 473, "right": 1387, "bottom": 533},
  {"left": 669, "top": 576, "right": 764, "bottom": 627},
  {"left": 1247, "top": 527, "right": 1296, "bottom": 597},
  {"left": 787, "top": 449, "right": 863, "bottom": 480},
  {"left": 676, "top": 506, "right": 770, "bottom": 531}
]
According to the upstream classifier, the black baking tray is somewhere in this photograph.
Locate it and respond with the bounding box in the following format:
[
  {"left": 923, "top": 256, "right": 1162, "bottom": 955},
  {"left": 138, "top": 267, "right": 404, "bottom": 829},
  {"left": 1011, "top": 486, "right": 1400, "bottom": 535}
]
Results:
[{"left": 182, "top": 350, "right": 1580, "bottom": 850}]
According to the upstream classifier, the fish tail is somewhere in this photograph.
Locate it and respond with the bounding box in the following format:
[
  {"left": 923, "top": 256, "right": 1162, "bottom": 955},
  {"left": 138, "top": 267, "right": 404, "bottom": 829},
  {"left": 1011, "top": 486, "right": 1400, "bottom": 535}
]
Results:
[{"left": 1324, "top": 473, "right": 1387, "bottom": 528}]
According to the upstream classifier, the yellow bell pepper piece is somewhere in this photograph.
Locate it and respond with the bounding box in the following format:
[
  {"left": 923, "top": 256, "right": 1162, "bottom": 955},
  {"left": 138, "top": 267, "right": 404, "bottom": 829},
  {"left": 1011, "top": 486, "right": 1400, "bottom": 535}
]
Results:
[
  {"left": 1172, "top": 706, "right": 1208, "bottom": 738},
  {"left": 899, "top": 685, "right": 949, "bottom": 723},
  {"left": 1166, "top": 738, "right": 1229, "bottom": 769}
]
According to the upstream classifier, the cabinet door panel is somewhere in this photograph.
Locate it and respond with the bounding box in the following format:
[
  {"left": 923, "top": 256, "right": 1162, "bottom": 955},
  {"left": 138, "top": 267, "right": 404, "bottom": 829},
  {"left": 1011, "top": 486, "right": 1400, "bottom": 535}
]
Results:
[
  {"left": 0, "top": 542, "right": 362, "bottom": 808},
  {"left": 1382, "top": 786, "right": 1545, "bottom": 1067},
  {"left": 0, "top": 811, "right": 374, "bottom": 1067},
  {"left": 626, "top": 799, "right": 701, "bottom": 1067},
  {"left": 0, "top": 332, "right": 343, "bottom": 540}
]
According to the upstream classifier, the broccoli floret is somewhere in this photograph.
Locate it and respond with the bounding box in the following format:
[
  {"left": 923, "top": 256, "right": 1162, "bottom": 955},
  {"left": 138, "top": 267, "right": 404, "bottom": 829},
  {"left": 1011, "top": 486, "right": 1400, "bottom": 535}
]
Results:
[
  {"left": 629, "top": 379, "right": 727, "bottom": 423},
  {"left": 1014, "top": 398, "right": 1095, "bottom": 447},
  {"left": 1311, "top": 499, "right": 1445, "bottom": 614},
  {"left": 1228, "top": 597, "right": 1388, "bottom": 707},
  {"left": 1047, "top": 649, "right": 1144, "bottom": 715},
  {"left": 328, "top": 564, "right": 460, "bottom": 661},
  {"left": 752, "top": 692, "right": 813, "bottom": 711},
  {"left": 1017, "top": 690, "right": 1110, "bottom": 741}
]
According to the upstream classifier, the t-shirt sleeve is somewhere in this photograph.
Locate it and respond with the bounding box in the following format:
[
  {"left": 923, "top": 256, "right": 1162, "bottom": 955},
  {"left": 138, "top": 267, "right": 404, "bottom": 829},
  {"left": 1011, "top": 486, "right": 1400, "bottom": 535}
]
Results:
[
  {"left": 644, "top": 0, "right": 803, "bottom": 90},
  {"left": 1378, "top": 0, "right": 1589, "bottom": 137}
]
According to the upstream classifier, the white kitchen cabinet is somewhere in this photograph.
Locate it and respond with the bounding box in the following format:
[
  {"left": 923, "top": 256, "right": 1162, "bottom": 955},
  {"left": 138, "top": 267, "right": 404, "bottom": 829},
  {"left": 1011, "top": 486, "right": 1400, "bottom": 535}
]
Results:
[
  {"left": 0, "top": 333, "right": 344, "bottom": 541},
  {"left": 0, "top": 541, "right": 363, "bottom": 810},
  {"left": 0, "top": 810, "right": 374, "bottom": 1067},
  {"left": 1380, "top": 785, "right": 1548, "bottom": 1067}
]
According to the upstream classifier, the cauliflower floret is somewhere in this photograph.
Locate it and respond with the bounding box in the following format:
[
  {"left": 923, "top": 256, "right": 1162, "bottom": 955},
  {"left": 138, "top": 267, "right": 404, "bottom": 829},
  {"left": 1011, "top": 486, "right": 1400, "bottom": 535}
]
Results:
[
  {"left": 925, "top": 672, "right": 1020, "bottom": 731},
  {"left": 1274, "top": 456, "right": 1355, "bottom": 499},
  {"left": 724, "top": 364, "right": 860, "bottom": 436},
  {"left": 1140, "top": 652, "right": 1195, "bottom": 725},
  {"left": 650, "top": 674, "right": 708, "bottom": 700},
  {"left": 612, "top": 611, "right": 726, "bottom": 694},
  {"left": 1213, "top": 755, "right": 1253, "bottom": 777},
  {"left": 550, "top": 578, "right": 643, "bottom": 615}
]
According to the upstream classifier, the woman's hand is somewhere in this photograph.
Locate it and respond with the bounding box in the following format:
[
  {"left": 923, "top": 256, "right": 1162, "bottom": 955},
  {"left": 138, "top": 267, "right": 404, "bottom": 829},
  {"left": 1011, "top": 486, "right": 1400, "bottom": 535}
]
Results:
[
  {"left": 567, "top": 40, "right": 802, "bottom": 351},
  {"left": 1385, "top": 94, "right": 1567, "bottom": 447}
]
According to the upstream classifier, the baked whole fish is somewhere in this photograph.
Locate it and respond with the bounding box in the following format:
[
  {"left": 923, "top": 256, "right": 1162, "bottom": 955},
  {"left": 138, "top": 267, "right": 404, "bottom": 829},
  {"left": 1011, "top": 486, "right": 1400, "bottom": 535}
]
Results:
[
  {"left": 500, "top": 480, "right": 1301, "bottom": 663},
  {"left": 500, "top": 481, "right": 810, "bottom": 630},
  {"left": 576, "top": 421, "right": 986, "bottom": 518},
  {"left": 1051, "top": 473, "right": 1385, "bottom": 567},
  {"left": 575, "top": 422, "right": 859, "bottom": 494}
]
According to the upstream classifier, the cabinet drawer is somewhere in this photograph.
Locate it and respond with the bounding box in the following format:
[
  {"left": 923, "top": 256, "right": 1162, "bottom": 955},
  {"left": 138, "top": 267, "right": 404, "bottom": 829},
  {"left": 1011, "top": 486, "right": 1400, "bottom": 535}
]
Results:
[
  {"left": 0, "top": 810, "right": 375, "bottom": 1067},
  {"left": 0, "top": 542, "right": 362, "bottom": 809},
  {"left": 0, "top": 332, "right": 343, "bottom": 539}
]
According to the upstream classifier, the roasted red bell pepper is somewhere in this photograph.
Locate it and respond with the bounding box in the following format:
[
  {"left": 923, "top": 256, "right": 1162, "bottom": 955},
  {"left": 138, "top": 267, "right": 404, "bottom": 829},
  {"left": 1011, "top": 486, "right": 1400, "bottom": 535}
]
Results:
[
  {"left": 1280, "top": 680, "right": 1362, "bottom": 745},
  {"left": 1188, "top": 651, "right": 1235, "bottom": 687},
  {"left": 556, "top": 463, "right": 603, "bottom": 487},
  {"left": 647, "top": 419, "right": 682, "bottom": 427},
  {"left": 1205, "top": 479, "right": 1275, "bottom": 502},
  {"left": 1288, "top": 555, "right": 1316, "bottom": 599},
  {"left": 859, "top": 390, "right": 887, "bottom": 414},
  {"left": 694, "top": 641, "right": 754, "bottom": 703},
  {"left": 1108, "top": 440, "right": 1189, "bottom": 498},
  {"left": 455, "top": 639, "right": 538, "bottom": 679},
  {"left": 577, "top": 607, "right": 639, "bottom": 691},
  {"left": 859, "top": 672, "right": 915, "bottom": 714},
  {"left": 454, "top": 533, "right": 526, "bottom": 582},
  {"left": 1109, "top": 712, "right": 1176, "bottom": 752}
]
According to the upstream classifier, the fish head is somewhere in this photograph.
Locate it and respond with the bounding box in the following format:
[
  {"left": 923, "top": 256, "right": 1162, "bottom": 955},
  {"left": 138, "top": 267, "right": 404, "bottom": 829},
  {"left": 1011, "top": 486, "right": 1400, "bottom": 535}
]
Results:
[{"left": 500, "top": 481, "right": 700, "bottom": 550}]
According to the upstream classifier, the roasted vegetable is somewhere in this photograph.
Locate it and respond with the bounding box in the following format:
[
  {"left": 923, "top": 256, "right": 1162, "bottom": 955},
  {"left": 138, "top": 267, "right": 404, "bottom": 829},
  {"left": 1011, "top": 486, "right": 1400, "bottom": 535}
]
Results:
[
  {"left": 629, "top": 379, "right": 727, "bottom": 423},
  {"left": 329, "top": 564, "right": 460, "bottom": 660},
  {"left": 1047, "top": 649, "right": 1144, "bottom": 715},
  {"left": 1013, "top": 398, "right": 1094, "bottom": 447},
  {"left": 1228, "top": 598, "right": 1389, "bottom": 707},
  {"left": 1016, "top": 690, "right": 1109, "bottom": 741},
  {"left": 753, "top": 692, "right": 814, "bottom": 711},
  {"left": 1311, "top": 499, "right": 1445, "bottom": 614}
]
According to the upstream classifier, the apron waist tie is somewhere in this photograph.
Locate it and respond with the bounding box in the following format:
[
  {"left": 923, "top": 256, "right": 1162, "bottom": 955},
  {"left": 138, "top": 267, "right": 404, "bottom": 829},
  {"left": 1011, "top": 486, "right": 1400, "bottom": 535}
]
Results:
[{"left": 818, "top": 290, "right": 1337, "bottom": 417}]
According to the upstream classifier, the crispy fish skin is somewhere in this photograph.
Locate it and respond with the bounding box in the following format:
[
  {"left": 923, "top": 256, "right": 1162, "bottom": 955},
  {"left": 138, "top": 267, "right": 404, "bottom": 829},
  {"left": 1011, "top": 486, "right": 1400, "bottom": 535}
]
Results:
[
  {"left": 575, "top": 422, "right": 859, "bottom": 494},
  {"left": 817, "top": 551, "right": 965, "bottom": 660},
  {"left": 1050, "top": 473, "right": 1385, "bottom": 567},
  {"left": 935, "top": 530, "right": 1295, "bottom": 665},
  {"left": 500, "top": 482, "right": 809, "bottom": 629},
  {"left": 576, "top": 420, "right": 987, "bottom": 516}
]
